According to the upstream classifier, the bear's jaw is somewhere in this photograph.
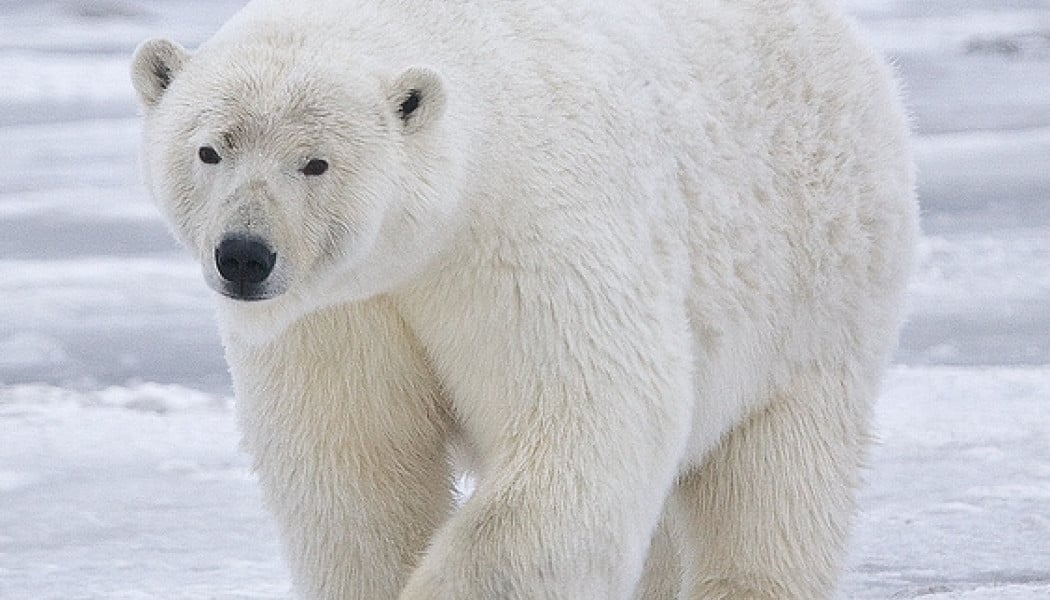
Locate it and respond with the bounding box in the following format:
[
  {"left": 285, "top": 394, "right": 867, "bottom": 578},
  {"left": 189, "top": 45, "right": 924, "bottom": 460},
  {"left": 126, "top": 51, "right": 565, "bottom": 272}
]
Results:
[{"left": 213, "top": 291, "right": 306, "bottom": 348}]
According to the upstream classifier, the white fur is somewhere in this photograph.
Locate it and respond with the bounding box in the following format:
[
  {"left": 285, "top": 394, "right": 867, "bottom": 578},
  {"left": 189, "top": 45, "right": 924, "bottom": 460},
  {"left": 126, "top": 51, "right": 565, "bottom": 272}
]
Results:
[{"left": 132, "top": 0, "right": 918, "bottom": 598}]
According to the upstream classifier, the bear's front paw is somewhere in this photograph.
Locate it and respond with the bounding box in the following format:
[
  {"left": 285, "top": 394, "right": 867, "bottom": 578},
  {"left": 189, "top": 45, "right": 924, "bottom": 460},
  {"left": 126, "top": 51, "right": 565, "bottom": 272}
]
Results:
[
  {"left": 397, "top": 566, "right": 455, "bottom": 600},
  {"left": 396, "top": 542, "right": 538, "bottom": 600}
]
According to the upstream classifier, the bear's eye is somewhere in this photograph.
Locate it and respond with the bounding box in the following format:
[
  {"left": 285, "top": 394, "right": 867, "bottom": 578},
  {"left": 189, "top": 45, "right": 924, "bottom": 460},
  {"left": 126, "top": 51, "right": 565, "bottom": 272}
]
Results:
[
  {"left": 198, "top": 145, "right": 221, "bottom": 165},
  {"left": 301, "top": 159, "right": 329, "bottom": 176}
]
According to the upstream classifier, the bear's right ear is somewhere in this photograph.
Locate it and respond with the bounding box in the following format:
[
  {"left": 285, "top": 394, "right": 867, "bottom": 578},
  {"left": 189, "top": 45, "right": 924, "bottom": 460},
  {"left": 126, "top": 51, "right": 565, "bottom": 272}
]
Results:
[
  {"left": 386, "top": 67, "right": 447, "bottom": 134},
  {"left": 131, "top": 38, "right": 190, "bottom": 109}
]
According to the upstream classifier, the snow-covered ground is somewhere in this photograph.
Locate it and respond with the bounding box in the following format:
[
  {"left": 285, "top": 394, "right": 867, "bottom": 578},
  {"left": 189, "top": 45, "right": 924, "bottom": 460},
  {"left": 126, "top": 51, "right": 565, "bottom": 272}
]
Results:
[{"left": 1, "top": 1, "right": 1048, "bottom": 598}]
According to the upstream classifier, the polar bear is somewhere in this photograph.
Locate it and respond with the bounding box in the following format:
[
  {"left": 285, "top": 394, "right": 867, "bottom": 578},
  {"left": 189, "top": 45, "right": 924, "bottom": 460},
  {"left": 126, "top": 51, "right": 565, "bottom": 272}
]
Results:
[{"left": 131, "top": 0, "right": 917, "bottom": 598}]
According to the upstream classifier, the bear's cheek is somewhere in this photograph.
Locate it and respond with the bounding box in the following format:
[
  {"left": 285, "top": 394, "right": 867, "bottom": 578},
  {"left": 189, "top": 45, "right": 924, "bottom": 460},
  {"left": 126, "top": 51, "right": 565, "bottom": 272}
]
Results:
[
  {"left": 307, "top": 182, "right": 385, "bottom": 247},
  {"left": 150, "top": 166, "right": 208, "bottom": 252}
]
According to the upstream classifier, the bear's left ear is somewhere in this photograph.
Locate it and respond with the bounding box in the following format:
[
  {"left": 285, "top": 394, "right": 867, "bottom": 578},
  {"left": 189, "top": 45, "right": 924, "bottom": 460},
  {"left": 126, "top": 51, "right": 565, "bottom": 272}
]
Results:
[{"left": 386, "top": 67, "right": 446, "bottom": 134}]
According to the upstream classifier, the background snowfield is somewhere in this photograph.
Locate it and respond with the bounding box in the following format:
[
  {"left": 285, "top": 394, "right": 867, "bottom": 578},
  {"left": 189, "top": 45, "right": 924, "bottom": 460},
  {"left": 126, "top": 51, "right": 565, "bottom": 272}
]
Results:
[{"left": 0, "top": 0, "right": 1048, "bottom": 598}]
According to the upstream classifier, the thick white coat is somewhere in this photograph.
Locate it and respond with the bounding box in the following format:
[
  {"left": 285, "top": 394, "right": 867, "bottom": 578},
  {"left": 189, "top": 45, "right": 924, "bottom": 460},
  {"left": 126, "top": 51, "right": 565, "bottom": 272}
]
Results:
[{"left": 131, "top": 0, "right": 919, "bottom": 598}]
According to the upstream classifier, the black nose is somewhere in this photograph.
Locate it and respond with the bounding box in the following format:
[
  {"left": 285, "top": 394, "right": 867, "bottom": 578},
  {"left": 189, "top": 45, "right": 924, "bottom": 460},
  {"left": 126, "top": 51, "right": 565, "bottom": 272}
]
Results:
[{"left": 215, "top": 235, "right": 276, "bottom": 285}]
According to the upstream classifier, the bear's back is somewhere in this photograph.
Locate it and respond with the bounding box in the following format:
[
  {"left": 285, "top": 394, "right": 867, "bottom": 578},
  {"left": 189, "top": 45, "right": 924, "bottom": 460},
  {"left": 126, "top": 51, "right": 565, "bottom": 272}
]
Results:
[{"left": 202, "top": 0, "right": 916, "bottom": 365}]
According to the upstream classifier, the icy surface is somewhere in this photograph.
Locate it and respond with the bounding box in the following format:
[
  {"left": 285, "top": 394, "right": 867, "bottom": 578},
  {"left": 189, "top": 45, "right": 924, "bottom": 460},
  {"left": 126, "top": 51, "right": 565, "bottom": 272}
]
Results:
[{"left": 1, "top": 0, "right": 1048, "bottom": 598}]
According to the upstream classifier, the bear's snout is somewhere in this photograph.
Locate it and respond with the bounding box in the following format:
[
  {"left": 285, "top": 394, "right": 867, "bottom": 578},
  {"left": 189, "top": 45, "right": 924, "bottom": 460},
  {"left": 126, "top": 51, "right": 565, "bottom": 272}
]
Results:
[{"left": 214, "top": 234, "right": 277, "bottom": 301}]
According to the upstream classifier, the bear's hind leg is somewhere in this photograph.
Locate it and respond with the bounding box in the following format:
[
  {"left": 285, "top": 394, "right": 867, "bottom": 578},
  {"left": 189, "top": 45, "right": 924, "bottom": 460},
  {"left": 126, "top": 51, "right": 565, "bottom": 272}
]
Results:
[{"left": 674, "top": 364, "right": 875, "bottom": 599}]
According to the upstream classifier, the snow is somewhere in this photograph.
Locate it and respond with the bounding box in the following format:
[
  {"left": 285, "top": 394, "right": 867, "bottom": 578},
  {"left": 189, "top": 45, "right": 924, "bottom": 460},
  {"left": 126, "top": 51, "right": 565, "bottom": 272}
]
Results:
[{"left": 1, "top": 0, "right": 1048, "bottom": 598}]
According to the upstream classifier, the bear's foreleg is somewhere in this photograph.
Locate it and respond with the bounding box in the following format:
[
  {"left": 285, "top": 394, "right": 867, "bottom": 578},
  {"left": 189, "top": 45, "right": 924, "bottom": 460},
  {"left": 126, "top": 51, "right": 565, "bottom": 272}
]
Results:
[
  {"left": 226, "top": 299, "right": 453, "bottom": 600},
  {"left": 396, "top": 265, "right": 694, "bottom": 600},
  {"left": 634, "top": 511, "right": 683, "bottom": 599}
]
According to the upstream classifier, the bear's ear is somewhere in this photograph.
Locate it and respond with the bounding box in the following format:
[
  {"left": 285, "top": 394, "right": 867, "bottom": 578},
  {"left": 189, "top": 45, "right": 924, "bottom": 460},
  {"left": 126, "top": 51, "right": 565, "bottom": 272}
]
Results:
[
  {"left": 387, "top": 67, "right": 446, "bottom": 134},
  {"left": 131, "top": 38, "right": 190, "bottom": 109}
]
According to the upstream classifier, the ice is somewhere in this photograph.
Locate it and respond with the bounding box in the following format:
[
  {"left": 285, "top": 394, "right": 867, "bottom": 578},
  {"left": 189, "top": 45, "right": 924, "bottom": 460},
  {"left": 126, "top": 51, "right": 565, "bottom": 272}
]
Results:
[
  {"left": 1, "top": 0, "right": 1048, "bottom": 598},
  {"left": 3, "top": 369, "right": 1047, "bottom": 598},
  {"left": 847, "top": 366, "right": 1050, "bottom": 598},
  {"left": 0, "top": 382, "right": 287, "bottom": 599}
]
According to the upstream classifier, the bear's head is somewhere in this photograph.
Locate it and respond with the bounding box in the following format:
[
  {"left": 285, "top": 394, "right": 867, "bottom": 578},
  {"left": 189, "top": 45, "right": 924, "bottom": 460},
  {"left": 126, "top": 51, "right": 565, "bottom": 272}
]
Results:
[{"left": 131, "top": 36, "right": 464, "bottom": 340}]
